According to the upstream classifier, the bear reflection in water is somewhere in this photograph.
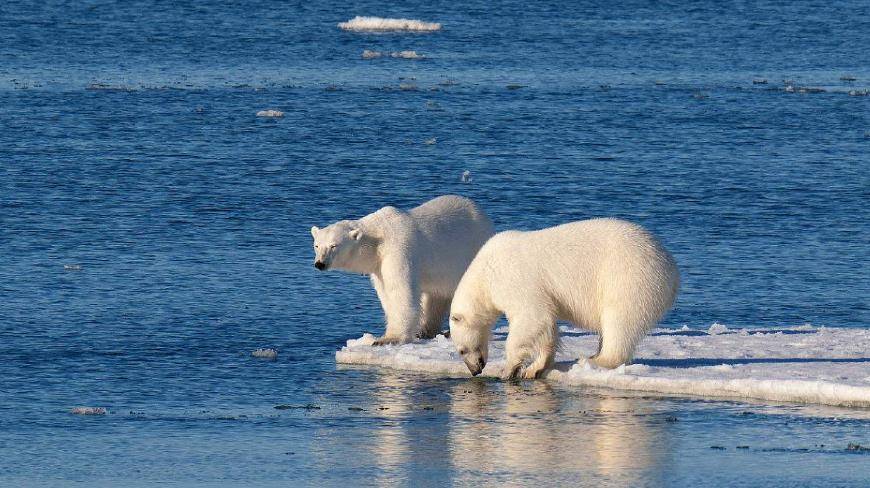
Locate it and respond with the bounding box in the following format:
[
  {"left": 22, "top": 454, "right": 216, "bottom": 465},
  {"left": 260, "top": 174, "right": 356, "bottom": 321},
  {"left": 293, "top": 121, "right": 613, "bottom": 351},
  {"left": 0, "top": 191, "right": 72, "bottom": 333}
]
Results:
[
  {"left": 447, "top": 380, "right": 670, "bottom": 484},
  {"left": 326, "top": 368, "right": 672, "bottom": 485}
]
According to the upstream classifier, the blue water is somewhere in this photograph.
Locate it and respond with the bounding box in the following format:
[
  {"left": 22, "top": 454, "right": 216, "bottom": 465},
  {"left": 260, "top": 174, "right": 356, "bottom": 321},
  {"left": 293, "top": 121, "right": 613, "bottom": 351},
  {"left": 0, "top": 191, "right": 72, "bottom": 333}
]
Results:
[{"left": 2, "top": 1, "right": 869, "bottom": 486}]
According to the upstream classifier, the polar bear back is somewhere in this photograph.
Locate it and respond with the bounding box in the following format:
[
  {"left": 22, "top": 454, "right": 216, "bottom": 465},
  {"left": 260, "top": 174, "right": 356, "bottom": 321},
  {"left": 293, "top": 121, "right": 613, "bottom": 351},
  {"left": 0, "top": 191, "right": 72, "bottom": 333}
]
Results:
[
  {"left": 380, "top": 195, "right": 494, "bottom": 295},
  {"left": 475, "top": 218, "right": 679, "bottom": 331},
  {"left": 408, "top": 195, "right": 492, "bottom": 239}
]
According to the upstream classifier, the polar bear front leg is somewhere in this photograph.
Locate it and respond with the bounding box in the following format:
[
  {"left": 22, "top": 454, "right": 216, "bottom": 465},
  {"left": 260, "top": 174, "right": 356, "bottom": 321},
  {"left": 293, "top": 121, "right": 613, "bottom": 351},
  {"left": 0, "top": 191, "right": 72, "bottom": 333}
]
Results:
[
  {"left": 503, "top": 312, "right": 558, "bottom": 380},
  {"left": 372, "top": 257, "right": 421, "bottom": 346},
  {"left": 419, "top": 293, "right": 450, "bottom": 340}
]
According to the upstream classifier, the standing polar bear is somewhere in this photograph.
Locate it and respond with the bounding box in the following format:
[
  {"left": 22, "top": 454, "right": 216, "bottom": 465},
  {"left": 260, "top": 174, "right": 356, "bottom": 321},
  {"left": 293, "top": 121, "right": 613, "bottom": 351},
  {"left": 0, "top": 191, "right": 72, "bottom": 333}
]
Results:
[
  {"left": 449, "top": 218, "right": 679, "bottom": 378},
  {"left": 311, "top": 195, "right": 494, "bottom": 345}
]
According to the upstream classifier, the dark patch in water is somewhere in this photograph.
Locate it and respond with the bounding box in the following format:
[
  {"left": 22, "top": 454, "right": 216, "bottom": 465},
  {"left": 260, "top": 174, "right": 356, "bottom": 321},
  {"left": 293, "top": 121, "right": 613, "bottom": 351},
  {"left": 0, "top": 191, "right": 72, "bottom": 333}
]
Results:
[{"left": 275, "top": 404, "right": 321, "bottom": 410}]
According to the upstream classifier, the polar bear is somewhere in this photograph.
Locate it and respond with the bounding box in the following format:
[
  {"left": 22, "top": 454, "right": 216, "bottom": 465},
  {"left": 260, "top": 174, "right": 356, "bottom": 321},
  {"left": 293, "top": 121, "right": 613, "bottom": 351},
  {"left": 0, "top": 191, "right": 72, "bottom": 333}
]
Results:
[
  {"left": 311, "top": 195, "right": 494, "bottom": 345},
  {"left": 449, "top": 218, "right": 679, "bottom": 378}
]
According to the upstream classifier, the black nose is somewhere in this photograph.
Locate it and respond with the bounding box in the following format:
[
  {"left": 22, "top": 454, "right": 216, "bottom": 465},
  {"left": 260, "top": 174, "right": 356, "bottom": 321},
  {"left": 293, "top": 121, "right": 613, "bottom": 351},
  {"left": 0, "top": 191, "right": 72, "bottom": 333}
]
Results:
[{"left": 314, "top": 261, "right": 325, "bottom": 270}]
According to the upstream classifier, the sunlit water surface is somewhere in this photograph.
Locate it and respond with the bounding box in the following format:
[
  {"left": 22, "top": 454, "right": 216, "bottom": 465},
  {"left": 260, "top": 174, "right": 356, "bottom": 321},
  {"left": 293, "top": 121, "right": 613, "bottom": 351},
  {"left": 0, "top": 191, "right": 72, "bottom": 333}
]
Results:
[{"left": 1, "top": 0, "right": 869, "bottom": 486}]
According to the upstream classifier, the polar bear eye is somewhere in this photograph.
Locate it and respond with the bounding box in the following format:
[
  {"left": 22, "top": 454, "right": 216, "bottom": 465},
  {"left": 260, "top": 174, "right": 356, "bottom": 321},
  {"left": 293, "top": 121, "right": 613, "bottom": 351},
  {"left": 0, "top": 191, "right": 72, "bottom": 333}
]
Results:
[
  {"left": 330, "top": 244, "right": 337, "bottom": 249},
  {"left": 450, "top": 314, "right": 462, "bottom": 323},
  {"left": 458, "top": 348, "right": 468, "bottom": 355}
]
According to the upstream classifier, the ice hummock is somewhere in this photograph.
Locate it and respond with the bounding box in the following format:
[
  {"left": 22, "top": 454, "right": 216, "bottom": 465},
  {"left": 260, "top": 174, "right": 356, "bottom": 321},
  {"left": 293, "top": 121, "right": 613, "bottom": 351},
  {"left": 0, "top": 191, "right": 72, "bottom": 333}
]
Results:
[
  {"left": 338, "top": 16, "right": 441, "bottom": 32},
  {"left": 336, "top": 325, "right": 870, "bottom": 408}
]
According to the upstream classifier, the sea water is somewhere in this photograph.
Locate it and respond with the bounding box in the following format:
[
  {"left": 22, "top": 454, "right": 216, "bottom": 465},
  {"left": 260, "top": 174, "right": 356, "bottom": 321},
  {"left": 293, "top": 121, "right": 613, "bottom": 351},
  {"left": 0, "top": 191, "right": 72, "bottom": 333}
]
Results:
[{"left": 1, "top": 0, "right": 869, "bottom": 486}]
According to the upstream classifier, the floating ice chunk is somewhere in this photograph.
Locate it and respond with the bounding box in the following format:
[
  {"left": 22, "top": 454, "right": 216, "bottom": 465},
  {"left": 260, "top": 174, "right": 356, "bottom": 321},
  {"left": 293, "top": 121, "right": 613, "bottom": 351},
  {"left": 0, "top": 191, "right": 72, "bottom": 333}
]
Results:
[
  {"left": 71, "top": 407, "right": 106, "bottom": 415},
  {"left": 391, "top": 50, "right": 423, "bottom": 59},
  {"left": 461, "top": 170, "right": 472, "bottom": 183},
  {"left": 63, "top": 264, "right": 82, "bottom": 271},
  {"left": 338, "top": 16, "right": 441, "bottom": 32},
  {"left": 252, "top": 348, "right": 278, "bottom": 359},
  {"left": 424, "top": 137, "right": 437, "bottom": 145},
  {"left": 399, "top": 83, "right": 417, "bottom": 91},
  {"left": 707, "top": 323, "right": 729, "bottom": 335},
  {"left": 361, "top": 50, "right": 423, "bottom": 59},
  {"left": 256, "top": 110, "right": 284, "bottom": 118}
]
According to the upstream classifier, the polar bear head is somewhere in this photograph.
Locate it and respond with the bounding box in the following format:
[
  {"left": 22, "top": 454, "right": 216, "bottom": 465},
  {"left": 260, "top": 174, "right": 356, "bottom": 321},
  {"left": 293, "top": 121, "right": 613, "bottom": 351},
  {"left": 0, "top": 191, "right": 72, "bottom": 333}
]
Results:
[
  {"left": 310, "top": 221, "right": 366, "bottom": 272},
  {"left": 449, "top": 272, "right": 500, "bottom": 376}
]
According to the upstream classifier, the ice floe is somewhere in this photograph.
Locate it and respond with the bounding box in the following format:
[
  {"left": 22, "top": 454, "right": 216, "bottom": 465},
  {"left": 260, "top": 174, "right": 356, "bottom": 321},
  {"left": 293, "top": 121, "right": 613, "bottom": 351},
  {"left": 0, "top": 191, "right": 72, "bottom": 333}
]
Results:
[
  {"left": 361, "top": 49, "right": 424, "bottom": 59},
  {"left": 252, "top": 348, "right": 278, "bottom": 359},
  {"left": 391, "top": 50, "right": 423, "bottom": 59},
  {"left": 336, "top": 325, "right": 870, "bottom": 408},
  {"left": 338, "top": 16, "right": 441, "bottom": 32},
  {"left": 70, "top": 407, "right": 107, "bottom": 415},
  {"left": 256, "top": 109, "right": 284, "bottom": 118}
]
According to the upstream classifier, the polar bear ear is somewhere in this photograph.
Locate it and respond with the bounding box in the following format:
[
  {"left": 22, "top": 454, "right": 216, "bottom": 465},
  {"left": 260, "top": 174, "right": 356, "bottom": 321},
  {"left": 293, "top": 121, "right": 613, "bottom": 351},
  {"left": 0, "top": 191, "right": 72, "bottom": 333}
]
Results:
[
  {"left": 348, "top": 228, "right": 362, "bottom": 241},
  {"left": 310, "top": 226, "right": 320, "bottom": 238}
]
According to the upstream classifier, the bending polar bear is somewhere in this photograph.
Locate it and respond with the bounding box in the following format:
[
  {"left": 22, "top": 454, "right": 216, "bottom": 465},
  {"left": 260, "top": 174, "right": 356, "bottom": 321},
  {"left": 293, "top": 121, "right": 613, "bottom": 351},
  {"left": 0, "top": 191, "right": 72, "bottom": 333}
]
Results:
[
  {"left": 311, "top": 195, "right": 494, "bottom": 345},
  {"left": 449, "top": 218, "right": 679, "bottom": 378}
]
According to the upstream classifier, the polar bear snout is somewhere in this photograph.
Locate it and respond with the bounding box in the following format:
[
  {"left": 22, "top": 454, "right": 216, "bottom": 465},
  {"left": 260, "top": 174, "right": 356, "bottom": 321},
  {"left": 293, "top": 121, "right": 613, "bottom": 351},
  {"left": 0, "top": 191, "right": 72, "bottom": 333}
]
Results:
[
  {"left": 463, "top": 353, "right": 486, "bottom": 376},
  {"left": 314, "top": 260, "right": 326, "bottom": 270}
]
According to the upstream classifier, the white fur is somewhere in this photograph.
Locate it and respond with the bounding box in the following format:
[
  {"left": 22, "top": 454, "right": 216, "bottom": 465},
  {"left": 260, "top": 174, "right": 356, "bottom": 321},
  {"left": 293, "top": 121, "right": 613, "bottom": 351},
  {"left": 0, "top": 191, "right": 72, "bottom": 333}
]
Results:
[
  {"left": 312, "top": 195, "right": 494, "bottom": 345},
  {"left": 449, "top": 218, "right": 680, "bottom": 378}
]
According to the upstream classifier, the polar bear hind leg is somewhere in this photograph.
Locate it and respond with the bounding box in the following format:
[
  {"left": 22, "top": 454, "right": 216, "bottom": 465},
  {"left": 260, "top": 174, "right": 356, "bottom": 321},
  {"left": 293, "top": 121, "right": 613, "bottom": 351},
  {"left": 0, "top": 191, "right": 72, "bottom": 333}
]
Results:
[
  {"left": 589, "top": 308, "right": 648, "bottom": 369},
  {"left": 419, "top": 293, "right": 450, "bottom": 339}
]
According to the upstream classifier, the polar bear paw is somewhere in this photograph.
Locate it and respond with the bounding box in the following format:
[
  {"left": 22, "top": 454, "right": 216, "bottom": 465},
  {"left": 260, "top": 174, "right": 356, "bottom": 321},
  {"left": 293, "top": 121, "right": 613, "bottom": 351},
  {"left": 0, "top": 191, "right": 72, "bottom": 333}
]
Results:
[{"left": 372, "top": 335, "right": 412, "bottom": 346}]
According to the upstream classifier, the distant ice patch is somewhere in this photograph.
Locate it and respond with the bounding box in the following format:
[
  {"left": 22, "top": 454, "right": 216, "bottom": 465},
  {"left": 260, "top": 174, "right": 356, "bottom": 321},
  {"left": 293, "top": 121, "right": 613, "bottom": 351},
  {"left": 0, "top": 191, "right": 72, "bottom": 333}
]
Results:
[
  {"left": 256, "top": 110, "right": 284, "bottom": 118},
  {"left": 361, "top": 50, "right": 424, "bottom": 59},
  {"left": 70, "top": 407, "right": 107, "bottom": 415},
  {"left": 391, "top": 50, "right": 424, "bottom": 59},
  {"left": 252, "top": 348, "right": 278, "bottom": 359},
  {"left": 337, "top": 325, "right": 870, "bottom": 408},
  {"left": 338, "top": 16, "right": 441, "bottom": 32}
]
